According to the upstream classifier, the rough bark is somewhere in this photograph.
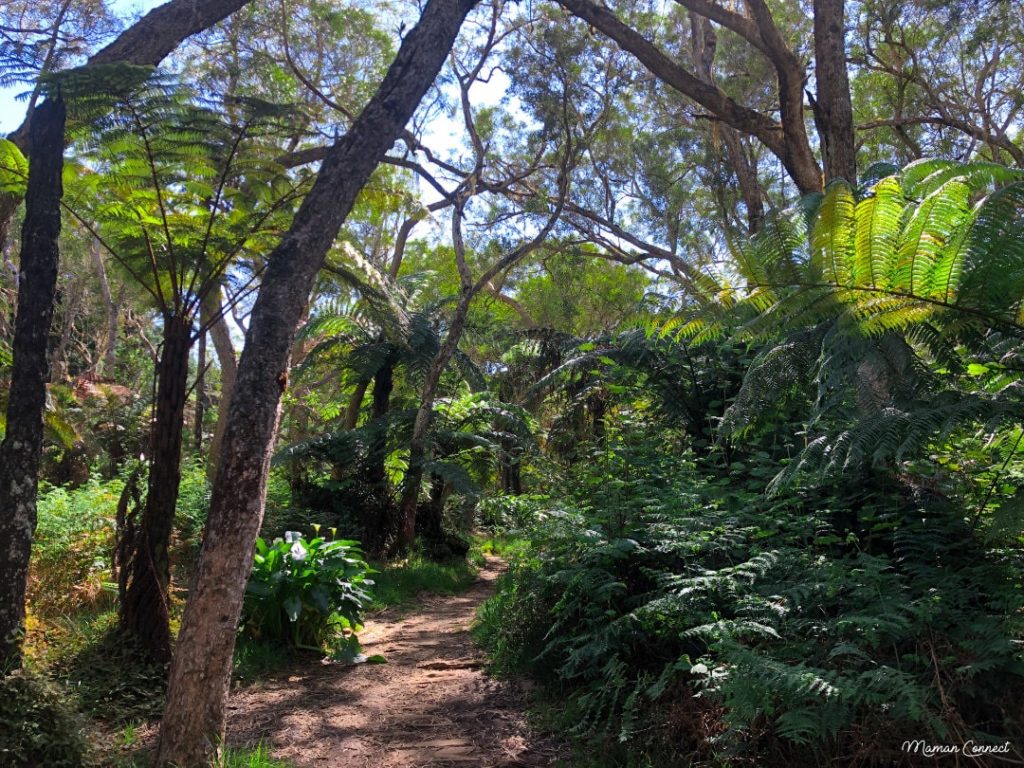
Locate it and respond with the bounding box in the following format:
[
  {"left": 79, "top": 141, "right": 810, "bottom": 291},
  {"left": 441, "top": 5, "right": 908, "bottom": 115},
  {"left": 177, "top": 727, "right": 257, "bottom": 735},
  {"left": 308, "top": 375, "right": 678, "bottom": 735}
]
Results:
[
  {"left": 119, "top": 312, "right": 191, "bottom": 663},
  {"left": 155, "top": 2, "right": 479, "bottom": 763},
  {"left": 0, "top": 98, "right": 65, "bottom": 670},
  {"left": 813, "top": 0, "right": 856, "bottom": 183}
]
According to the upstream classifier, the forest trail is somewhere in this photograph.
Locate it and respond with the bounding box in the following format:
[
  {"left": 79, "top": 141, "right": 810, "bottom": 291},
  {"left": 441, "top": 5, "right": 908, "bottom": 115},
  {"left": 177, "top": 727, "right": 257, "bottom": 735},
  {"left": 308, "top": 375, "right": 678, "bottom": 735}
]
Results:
[{"left": 226, "top": 557, "right": 563, "bottom": 767}]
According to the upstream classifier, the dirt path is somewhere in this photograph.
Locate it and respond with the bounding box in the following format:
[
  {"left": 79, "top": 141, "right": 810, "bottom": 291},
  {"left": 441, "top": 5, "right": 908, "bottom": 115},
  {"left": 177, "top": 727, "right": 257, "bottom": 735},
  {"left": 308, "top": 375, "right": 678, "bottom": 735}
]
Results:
[{"left": 226, "top": 557, "right": 563, "bottom": 767}]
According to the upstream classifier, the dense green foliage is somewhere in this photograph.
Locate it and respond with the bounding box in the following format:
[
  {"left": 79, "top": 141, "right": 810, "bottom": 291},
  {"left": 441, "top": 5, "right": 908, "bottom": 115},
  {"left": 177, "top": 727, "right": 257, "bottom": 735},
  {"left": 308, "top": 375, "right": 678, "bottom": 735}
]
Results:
[
  {"left": 474, "top": 166, "right": 1024, "bottom": 765},
  {"left": 0, "top": 669, "right": 89, "bottom": 767},
  {"left": 242, "top": 532, "right": 373, "bottom": 654},
  {"left": 477, "top": 430, "right": 1024, "bottom": 764}
]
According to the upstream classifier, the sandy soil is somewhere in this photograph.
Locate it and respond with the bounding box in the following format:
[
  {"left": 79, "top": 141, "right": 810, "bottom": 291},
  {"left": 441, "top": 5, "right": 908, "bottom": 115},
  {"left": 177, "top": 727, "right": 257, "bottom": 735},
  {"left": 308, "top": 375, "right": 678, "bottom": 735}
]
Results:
[{"left": 225, "top": 557, "right": 564, "bottom": 767}]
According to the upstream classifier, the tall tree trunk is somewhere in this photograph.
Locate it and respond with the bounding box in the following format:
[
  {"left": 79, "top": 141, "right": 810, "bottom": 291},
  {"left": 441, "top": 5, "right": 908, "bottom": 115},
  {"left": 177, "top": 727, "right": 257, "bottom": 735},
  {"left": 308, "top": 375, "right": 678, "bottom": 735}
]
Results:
[
  {"left": 364, "top": 357, "right": 396, "bottom": 555},
  {"left": 119, "top": 313, "right": 191, "bottom": 663},
  {"left": 813, "top": 0, "right": 856, "bottom": 183},
  {"left": 0, "top": 99, "right": 65, "bottom": 670},
  {"left": 89, "top": 239, "right": 119, "bottom": 377},
  {"left": 202, "top": 287, "right": 237, "bottom": 481},
  {"left": 155, "top": 2, "right": 479, "bottom": 763},
  {"left": 366, "top": 357, "right": 394, "bottom": 491},
  {"left": 194, "top": 330, "right": 207, "bottom": 452}
]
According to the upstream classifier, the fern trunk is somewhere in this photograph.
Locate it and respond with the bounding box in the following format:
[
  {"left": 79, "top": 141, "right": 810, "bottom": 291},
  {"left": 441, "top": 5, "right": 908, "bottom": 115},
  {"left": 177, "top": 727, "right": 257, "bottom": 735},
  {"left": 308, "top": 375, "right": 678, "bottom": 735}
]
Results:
[
  {"left": 120, "top": 312, "right": 192, "bottom": 663},
  {"left": 0, "top": 99, "right": 65, "bottom": 671}
]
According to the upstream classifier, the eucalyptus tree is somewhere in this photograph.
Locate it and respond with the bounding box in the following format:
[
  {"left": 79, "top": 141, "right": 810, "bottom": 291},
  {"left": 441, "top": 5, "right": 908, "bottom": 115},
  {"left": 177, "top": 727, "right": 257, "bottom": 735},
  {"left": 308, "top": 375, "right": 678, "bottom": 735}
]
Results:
[{"left": 852, "top": 0, "right": 1024, "bottom": 167}]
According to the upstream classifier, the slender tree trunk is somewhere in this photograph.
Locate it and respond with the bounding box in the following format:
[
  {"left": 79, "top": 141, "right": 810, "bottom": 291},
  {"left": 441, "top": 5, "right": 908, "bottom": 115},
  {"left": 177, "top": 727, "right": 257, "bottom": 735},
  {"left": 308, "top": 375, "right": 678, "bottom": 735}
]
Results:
[
  {"left": 119, "top": 313, "right": 191, "bottom": 664},
  {"left": 366, "top": 357, "right": 394, "bottom": 490},
  {"left": 813, "top": 0, "right": 856, "bottom": 183},
  {"left": 365, "top": 358, "right": 396, "bottom": 555},
  {"left": 89, "top": 239, "right": 119, "bottom": 376},
  {"left": 0, "top": 99, "right": 65, "bottom": 670},
  {"left": 396, "top": 293, "right": 472, "bottom": 554},
  {"left": 194, "top": 330, "right": 207, "bottom": 452},
  {"left": 155, "top": 2, "right": 478, "bottom": 763},
  {"left": 202, "top": 287, "right": 237, "bottom": 481},
  {"left": 344, "top": 378, "right": 372, "bottom": 429}
]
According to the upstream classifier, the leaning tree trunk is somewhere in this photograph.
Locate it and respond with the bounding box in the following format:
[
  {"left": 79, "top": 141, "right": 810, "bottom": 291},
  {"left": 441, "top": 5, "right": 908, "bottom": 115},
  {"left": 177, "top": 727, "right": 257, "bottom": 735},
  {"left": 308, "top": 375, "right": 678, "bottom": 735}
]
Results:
[
  {"left": 0, "top": 99, "right": 65, "bottom": 671},
  {"left": 155, "top": 2, "right": 479, "bottom": 763},
  {"left": 813, "top": 0, "right": 856, "bottom": 183},
  {"left": 119, "top": 312, "right": 191, "bottom": 663}
]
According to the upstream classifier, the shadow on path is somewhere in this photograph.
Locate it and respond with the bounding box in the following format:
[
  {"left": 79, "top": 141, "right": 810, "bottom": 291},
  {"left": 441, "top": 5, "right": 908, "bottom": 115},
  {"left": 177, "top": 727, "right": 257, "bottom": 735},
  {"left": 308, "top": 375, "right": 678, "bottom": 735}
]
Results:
[{"left": 227, "top": 557, "right": 563, "bottom": 767}]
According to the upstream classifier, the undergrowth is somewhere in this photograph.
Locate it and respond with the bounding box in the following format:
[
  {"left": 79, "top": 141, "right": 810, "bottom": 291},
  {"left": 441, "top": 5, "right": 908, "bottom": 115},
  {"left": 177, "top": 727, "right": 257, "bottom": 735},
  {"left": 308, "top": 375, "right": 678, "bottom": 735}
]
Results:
[
  {"left": 367, "top": 551, "right": 479, "bottom": 610},
  {"left": 475, "top": 430, "right": 1024, "bottom": 766}
]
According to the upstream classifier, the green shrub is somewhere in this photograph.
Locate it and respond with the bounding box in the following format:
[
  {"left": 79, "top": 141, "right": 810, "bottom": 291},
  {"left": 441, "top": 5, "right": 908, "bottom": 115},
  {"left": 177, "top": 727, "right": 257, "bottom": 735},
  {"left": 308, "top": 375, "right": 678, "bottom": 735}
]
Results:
[
  {"left": 477, "top": 441, "right": 1024, "bottom": 765},
  {"left": 0, "top": 669, "right": 89, "bottom": 767},
  {"left": 32, "top": 474, "right": 123, "bottom": 615},
  {"left": 368, "top": 552, "right": 478, "bottom": 610},
  {"left": 241, "top": 531, "right": 373, "bottom": 654},
  {"left": 475, "top": 494, "right": 549, "bottom": 534},
  {"left": 174, "top": 459, "right": 211, "bottom": 544}
]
